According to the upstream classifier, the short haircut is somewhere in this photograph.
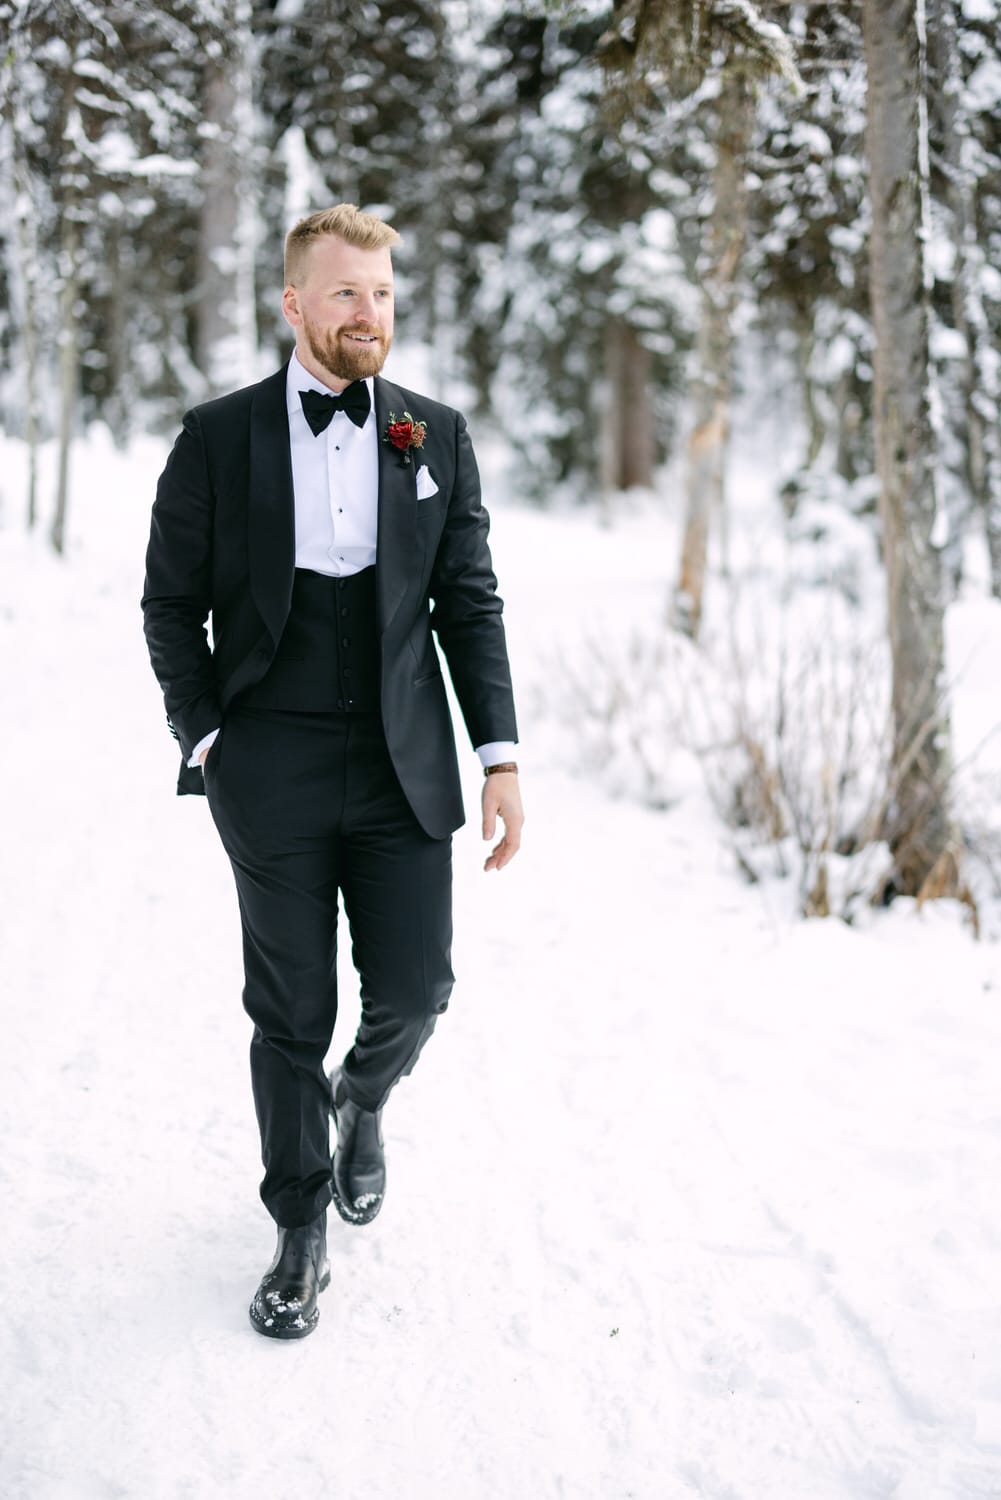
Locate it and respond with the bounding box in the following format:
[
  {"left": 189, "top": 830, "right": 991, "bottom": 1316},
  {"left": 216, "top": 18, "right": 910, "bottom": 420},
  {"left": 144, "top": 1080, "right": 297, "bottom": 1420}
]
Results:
[{"left": 284, "top": 204, "right": 402, "bottom": 284}]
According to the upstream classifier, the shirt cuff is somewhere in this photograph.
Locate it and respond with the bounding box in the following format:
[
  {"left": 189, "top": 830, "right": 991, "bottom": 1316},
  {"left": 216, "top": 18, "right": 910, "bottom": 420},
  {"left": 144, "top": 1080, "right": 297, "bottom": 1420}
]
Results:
[
  {"left": 475, "top": 741, "right": 518, "bottom": 769},
  {"left": 188, "top": 728, "right": 220, "bottom": 768}
]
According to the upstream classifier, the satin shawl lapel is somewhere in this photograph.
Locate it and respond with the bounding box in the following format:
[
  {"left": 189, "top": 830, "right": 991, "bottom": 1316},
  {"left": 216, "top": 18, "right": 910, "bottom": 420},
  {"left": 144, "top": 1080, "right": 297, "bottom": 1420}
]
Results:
[
  {"left": 374, "top": 377, "right": 418, "bottom": 635},
  {"left": 247, "top": 364, "right": 295, "bottom": 645}
]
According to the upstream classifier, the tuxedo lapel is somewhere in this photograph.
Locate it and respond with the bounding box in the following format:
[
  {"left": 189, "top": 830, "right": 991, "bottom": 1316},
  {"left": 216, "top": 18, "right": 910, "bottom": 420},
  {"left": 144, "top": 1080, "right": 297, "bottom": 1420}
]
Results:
[
  {"left": 248, "top": 365, "right": 295, "bottom": 645},
  {"left": 374, "top": 377, "right": 418, "bottom": 635}
]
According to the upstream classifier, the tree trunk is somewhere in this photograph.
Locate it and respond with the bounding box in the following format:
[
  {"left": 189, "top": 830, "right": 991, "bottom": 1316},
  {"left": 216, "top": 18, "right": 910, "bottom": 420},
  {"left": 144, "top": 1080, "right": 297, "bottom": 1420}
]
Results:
[
  {"left": 673, "top": 69, "right": 754, "bottom": 639},
  {"left": 52, "top": 207, "right": 80, "bottom": 557},
  {"left": 104, "top": 216, "right": 130, "bottom": 447},
  {"left": 796, "top": 307, "right": 824, "bottom": 470},
  {"left": 863, "top": 0, "right": 954, "bottom": 895},
  {"left": 196, "top": 4, "right": 258, "bottom": 394},
  {"left": 5, "top": 20, "right": 40, "bottom": 530},
  {"left": 833, "top": 361, "right": 864, "bottom": 485},
  {"left": 601, "top": 321, "right": 655, "bottom": 495},
  {"left": 51, "top": 44, "right": 84, "bottom": 558}
]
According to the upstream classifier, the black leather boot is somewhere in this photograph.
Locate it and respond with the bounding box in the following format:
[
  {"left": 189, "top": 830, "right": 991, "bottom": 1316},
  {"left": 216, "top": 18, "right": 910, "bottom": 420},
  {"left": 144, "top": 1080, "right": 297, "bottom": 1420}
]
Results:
[
  {"left": 249, "top": 1211, "right": 330, "bottom": 1339},
  {"left": 328, "top": 1067, "right": 386, "bottom": 1225}
]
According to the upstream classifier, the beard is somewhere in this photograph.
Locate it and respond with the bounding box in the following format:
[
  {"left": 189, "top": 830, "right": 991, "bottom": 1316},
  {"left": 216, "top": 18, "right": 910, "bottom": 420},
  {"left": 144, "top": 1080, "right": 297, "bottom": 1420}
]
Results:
[{"left": 303, "top": 315, "right": 392, "bottom": 383}]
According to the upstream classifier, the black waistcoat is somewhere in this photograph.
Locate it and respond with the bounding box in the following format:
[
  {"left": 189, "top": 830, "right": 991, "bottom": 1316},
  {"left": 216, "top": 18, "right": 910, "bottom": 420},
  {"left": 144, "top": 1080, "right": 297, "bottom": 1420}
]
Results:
[{"left": 239, "top": 566, "right": 380, "bottom": 712}]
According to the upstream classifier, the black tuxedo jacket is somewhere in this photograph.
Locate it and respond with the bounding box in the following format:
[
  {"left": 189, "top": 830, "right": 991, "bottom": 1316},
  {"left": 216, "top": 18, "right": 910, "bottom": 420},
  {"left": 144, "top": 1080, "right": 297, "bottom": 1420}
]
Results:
[{"left": 141, "top": 364, "right": 517, "bottom": 840}]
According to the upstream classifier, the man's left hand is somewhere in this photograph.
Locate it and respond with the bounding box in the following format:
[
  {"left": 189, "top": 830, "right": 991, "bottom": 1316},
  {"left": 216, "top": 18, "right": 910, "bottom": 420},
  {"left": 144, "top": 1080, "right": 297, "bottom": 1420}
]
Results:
[{"left": 482, "top": 772, "right": 524, "bottom": 872}]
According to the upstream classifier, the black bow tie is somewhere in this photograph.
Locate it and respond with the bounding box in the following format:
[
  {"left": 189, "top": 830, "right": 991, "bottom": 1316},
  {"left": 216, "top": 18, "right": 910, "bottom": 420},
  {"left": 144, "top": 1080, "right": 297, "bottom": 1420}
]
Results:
[{"left": 299, "top": 382, "right": 371, "bottom": 435}]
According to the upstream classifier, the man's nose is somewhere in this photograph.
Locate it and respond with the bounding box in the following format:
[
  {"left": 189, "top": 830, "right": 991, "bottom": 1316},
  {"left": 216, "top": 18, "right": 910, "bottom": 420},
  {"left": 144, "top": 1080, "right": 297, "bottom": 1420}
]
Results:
[{"left": 354, "top": 295, "right": 379, "bottom": 323}]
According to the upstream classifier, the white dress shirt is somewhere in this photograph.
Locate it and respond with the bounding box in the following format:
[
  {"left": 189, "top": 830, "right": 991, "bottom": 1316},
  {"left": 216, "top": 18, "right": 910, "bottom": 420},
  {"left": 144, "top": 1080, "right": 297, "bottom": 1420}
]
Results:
[
  {"left": 190, "top": 352, "right": 517, "bottom": 771},
  {"left": 288, "top": 352, "right": 378, "bottom": 577}
]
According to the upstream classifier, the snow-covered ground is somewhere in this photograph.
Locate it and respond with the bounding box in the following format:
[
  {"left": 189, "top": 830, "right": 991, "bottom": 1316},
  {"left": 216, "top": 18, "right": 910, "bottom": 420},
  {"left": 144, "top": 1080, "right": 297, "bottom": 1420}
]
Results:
[{"left": 3, "top": 425, "right": 1001, "bottom": 1500}]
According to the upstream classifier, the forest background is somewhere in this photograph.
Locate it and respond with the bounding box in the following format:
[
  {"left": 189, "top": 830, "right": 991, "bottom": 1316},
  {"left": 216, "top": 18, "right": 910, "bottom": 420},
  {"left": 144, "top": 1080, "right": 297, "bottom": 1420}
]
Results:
[{"left": 3, "top": 0, "right": 1001, "bottom": 920}]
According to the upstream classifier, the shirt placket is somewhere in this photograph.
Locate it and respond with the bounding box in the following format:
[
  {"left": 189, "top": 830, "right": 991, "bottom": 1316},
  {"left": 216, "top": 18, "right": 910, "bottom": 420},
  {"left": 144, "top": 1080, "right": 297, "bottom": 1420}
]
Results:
[{"left": 326, "top": 415, "right": 347, "bottom": 573}]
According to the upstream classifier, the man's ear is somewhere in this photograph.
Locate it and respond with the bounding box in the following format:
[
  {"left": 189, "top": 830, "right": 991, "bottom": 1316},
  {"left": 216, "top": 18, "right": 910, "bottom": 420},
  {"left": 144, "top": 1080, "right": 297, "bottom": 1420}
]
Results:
[{"left": 281, "top": 285, "right": 300, "bottom": 328}]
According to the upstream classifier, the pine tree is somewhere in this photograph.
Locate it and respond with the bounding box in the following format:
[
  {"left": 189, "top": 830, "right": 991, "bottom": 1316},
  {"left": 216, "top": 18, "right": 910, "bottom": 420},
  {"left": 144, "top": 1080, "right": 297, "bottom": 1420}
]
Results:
[
  {"left": 745, "top": 3, "right": 871, "bottom": 490},
  {"left": 1, "top": 0, "right": 42, "bottom": 528},
  {"left": 254, "top": 0, "right": 456, "bottom": 365},
  {"left": 451, "top": 7, "right": 696, "bottom": 499},
  {"left": 925, "top": 0, "right": 1001, "bottom": 596},
  {"left": 0, "top": 0, "right": 219, "bottom": 544}
]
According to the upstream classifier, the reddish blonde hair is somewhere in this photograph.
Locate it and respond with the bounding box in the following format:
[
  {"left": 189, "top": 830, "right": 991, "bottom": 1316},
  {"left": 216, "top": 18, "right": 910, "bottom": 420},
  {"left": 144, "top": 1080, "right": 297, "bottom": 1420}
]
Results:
[{"left": 284, "top": 204, "right": 401, "bottom": 284}]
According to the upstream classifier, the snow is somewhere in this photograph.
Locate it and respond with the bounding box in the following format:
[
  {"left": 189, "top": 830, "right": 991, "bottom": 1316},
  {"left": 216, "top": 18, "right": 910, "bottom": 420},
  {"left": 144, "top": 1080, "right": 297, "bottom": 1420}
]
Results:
[
  {"left": 3, "top": 420, "right": 1001, "bottom": 1499},
  {"left": 789, "top": 121, "right": 833, "bottom": 158},
  {"left": 964, "top": 55, "right": 1001, "bottom": 111},
  {"left": 89, "top": 130, "right": 199, "bottom": 178},
  {"left": 279, "top": 126, "right": 319, "bottom": 231},
  {"left": 962, "top": 0, "right": 999, "bottom": 21}
]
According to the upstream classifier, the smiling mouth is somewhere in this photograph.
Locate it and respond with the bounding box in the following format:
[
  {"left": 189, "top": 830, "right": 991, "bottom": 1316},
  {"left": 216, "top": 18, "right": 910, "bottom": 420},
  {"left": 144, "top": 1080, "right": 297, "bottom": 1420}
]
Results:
[{"left": 345, "top": 333, "right": 379, "bottom": 343}]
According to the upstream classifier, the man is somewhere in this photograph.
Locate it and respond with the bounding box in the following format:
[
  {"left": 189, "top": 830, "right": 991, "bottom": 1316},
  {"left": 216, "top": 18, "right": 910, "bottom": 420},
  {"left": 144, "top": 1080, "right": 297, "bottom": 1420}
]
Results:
[{"left": 142, "top": 204, "right": 522, "bottom": 1340}]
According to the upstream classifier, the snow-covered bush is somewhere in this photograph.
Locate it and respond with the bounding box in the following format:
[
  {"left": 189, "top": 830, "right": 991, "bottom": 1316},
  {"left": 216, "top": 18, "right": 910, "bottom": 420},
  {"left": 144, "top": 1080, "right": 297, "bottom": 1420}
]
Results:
[
  {"left": 695, "top": 608, "right": 894, "bottom": 920},
  {"left": 541, "top": 582, "right": 902, "bottom": 921},
  {"left": 537, "top": 623, "right": 705, "bottom": 809},
  {"left": 543, "top": 574, "right": 1001, "bottom": 927}
]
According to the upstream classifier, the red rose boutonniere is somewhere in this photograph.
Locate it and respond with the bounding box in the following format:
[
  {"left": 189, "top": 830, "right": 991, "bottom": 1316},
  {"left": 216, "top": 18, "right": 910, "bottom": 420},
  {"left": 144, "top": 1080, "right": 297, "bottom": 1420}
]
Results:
[{"left": 383, "top": 410, "right": 428, "bottom": 467}]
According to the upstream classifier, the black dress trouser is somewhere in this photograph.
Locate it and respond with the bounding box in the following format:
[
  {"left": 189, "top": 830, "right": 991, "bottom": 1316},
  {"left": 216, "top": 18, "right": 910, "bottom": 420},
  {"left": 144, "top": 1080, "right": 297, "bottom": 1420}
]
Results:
[{"left": 203, "top": 706, "right": 454, "bottom": 1228}]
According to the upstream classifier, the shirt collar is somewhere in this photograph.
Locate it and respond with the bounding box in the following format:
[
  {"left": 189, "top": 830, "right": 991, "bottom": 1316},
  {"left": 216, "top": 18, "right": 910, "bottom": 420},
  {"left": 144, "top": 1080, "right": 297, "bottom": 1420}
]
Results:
[{"left": 287, "top": 351, "right": 375, "bottom": 423}]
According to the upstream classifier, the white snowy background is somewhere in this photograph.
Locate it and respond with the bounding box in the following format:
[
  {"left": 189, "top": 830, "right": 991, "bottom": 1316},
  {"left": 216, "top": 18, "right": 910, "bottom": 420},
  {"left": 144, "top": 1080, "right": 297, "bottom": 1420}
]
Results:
[{"left": 3, "top": 375, "right": 1001, "bottom": 1500}]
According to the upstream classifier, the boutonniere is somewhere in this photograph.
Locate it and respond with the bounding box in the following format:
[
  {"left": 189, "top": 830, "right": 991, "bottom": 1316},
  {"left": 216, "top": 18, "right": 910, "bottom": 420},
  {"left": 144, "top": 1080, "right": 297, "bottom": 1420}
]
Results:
[{"left": 383, "top": 411, "right": 428, "bottom": 467}]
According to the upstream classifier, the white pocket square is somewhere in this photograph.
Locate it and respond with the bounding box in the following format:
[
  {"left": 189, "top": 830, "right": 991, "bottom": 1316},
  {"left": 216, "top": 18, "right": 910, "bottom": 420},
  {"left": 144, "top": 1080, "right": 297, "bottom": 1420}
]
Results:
[{"left": 415, "top": 464, "right": 439, "bottom": 501}]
